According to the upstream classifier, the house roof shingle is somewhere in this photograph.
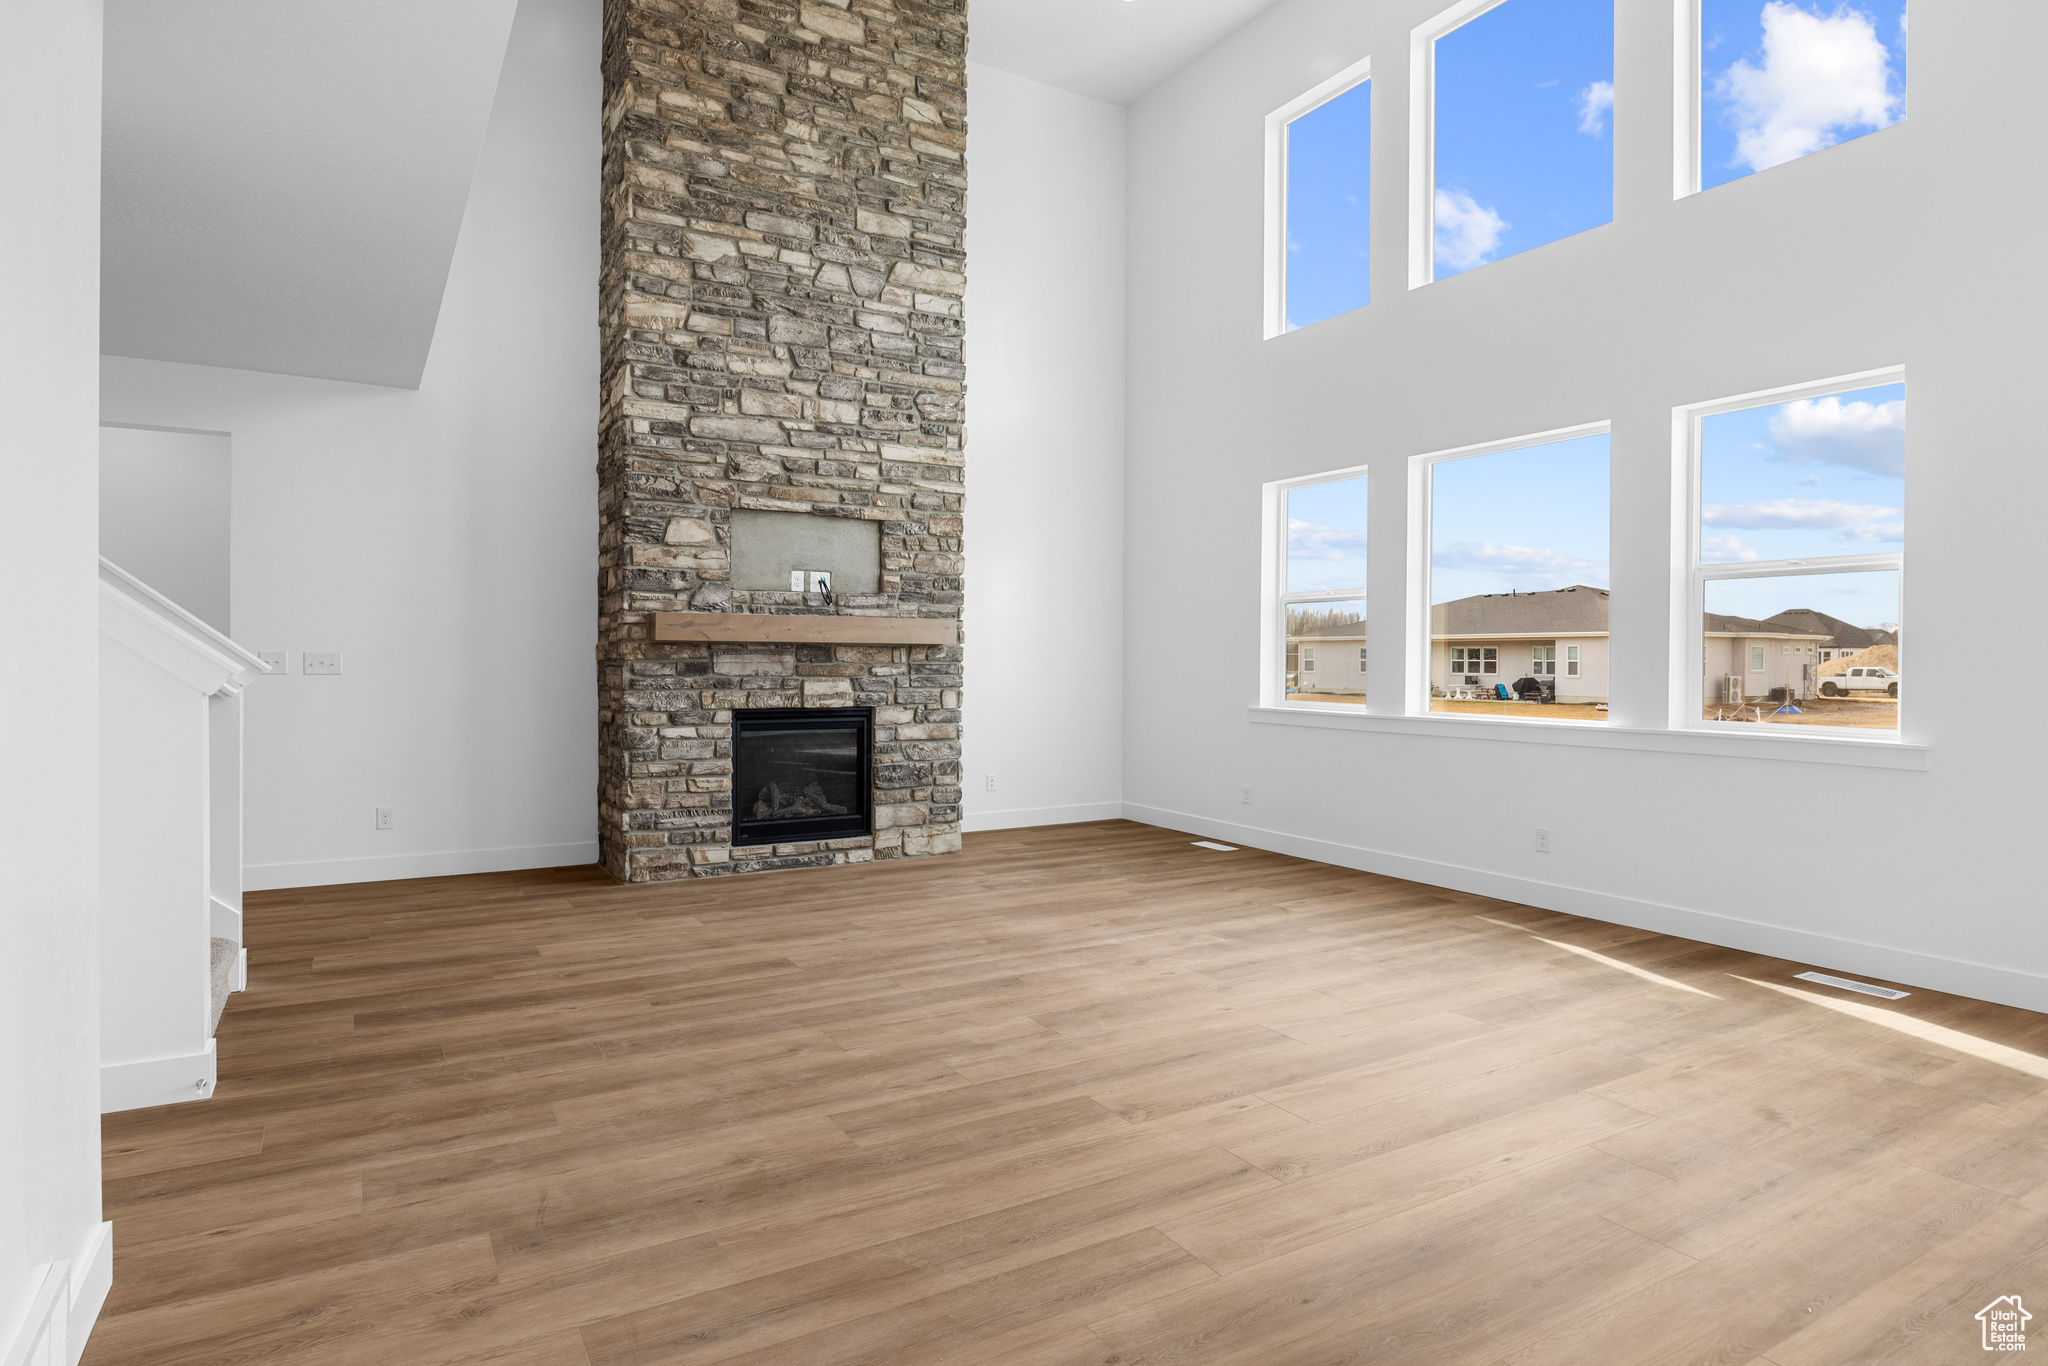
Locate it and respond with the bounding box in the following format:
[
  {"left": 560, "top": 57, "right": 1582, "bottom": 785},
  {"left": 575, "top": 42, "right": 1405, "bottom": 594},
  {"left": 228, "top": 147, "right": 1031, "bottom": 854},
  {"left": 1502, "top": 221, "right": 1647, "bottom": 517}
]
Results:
[
  {"left": 1430, "top": 585, "right": 1610, "bottom": 636},
  {"left": 1760, "top": 607, "right": 1894, "bottom": 650},
  {"left": 1288, "top": 589, "right": 1849, "bottom": 640}
]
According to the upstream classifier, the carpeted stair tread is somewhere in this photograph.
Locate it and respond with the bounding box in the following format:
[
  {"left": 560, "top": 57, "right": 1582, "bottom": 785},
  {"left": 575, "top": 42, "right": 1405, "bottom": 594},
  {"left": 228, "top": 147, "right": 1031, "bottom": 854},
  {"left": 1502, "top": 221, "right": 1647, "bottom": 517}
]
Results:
[{"left": 210, "top": 936, "right": 236, "bottom": 1035}]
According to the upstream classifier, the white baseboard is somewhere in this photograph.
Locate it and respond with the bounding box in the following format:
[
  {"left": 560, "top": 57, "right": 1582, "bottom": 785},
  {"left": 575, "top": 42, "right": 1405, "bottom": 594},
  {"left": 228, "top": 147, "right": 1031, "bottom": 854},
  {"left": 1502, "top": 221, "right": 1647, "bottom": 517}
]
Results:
[
  {"left": 1121, "top": 802, "right": 2048, "bottom": 1016},
  {"left": 1, "top": 1224, "right": 110, "bottom": 1366},
  {"left": 963, "top": 801, "right": 1124, "bottom": 834},
  {"left": 243, "top": 840, "right": 599, "bottom": 891},
  {"left": 66, "top": 1225, "right": 111, "bottom": 1366},
  {"left": 102, "top": 1040, "right": 216, "bottom": 1114}
]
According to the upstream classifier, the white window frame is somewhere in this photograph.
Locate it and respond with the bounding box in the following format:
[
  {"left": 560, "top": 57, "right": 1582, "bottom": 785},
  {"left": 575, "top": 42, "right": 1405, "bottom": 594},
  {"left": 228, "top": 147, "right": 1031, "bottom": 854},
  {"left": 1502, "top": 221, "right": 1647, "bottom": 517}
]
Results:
[
  {"left": 1408, "top": 0, "right": 1512, "bottom": 290},
  {"left": 1263, "top": 463, "right": 1369, "bottom": 708},
  {"left": 1566, "top": 644, "right": 1580, "bottom": 677},
  {"left": 1671, "top": 0, "right": 1703, "bottom": 199},
  {"left": 1673, "top": 365, "right": 1905, "bottom": 739},
  {"left": 1302, "top": 648, "right": 1317, "bottom": 671},
  {"left": 1264, "top": 53, "right": 1374, "bottom": 340},
  {"left": 1407, "top": 419, "right": 1611, "bottom": 720}
]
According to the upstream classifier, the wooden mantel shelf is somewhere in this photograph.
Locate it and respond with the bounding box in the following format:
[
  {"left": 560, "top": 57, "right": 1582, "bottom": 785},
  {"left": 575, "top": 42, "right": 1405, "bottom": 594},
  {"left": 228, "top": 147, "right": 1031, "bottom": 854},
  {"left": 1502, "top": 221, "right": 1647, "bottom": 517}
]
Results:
[{"left": 651, "top": 612, "right": 959, "bottom": 646}]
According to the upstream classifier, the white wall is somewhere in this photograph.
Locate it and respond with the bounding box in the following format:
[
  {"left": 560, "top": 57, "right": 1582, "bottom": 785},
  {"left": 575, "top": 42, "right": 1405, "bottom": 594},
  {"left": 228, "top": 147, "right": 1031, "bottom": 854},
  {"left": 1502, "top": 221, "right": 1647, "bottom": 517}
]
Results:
[
  {"left": 99, "top": 425, "right": 231, "bottom": 633},
  {"left": 1122, "top": 0, "right": 2048, "bottom": 1009},
  {"left": 2, "top": 0, "right": 114, "bottom": 1359},
  {"left": 100, "top": 0, "right": 600, "bottom": 890},
  {"left": 962, "top": 63, "right": 1128, "bottom": 831}
]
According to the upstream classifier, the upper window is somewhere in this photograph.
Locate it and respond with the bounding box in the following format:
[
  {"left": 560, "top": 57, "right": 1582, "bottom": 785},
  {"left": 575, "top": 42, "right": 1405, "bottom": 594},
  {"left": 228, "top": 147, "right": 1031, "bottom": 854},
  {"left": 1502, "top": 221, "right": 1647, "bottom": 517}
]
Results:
[
  {"left": 1267, "top": 58, "right": 1373, "bottom": 337},
  {"left": 1417, "top": 426, "right": 1611, "bottom": 722},
  {"left": 1696, "top": 0, "right": 1907, "bottom": 193},
  {"left": 1418, "top": 0, "right": 1613, "bottom": 284},
  {"left": 1687, "top": 372, "right": 1904, "bottom": 735},
  {"left": 1275, "top": 469, "right": 1369, "bottom": 706}
]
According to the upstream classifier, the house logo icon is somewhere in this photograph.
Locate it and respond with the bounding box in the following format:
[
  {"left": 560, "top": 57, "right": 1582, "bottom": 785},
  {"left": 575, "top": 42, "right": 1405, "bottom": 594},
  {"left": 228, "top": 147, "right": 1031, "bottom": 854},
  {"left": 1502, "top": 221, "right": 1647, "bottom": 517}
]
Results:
[{"left": 1979, "top": 1296, "right": 2031, "bottom": 1351}]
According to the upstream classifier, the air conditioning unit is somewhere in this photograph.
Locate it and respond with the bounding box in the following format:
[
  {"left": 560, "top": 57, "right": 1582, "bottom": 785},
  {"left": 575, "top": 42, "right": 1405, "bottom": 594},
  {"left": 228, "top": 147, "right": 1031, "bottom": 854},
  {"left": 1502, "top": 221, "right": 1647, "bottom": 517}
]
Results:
[{"left": 1723, "top": 675, "right": 1745, "bottom": 704}]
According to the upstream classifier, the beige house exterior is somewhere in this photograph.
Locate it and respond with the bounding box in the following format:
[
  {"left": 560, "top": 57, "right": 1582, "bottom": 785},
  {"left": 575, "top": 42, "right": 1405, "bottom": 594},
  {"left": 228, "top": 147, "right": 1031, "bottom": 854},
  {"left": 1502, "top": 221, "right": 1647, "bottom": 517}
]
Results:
[
  {"left": 1428, "top": 585, "right": 1613, "bottom": 703},
  {"left": 1704, "top": 612, "right": 1833, "bottom": 702},
  {"left": 1289, "top": 622, "right": 1368, "bottom": 695},
  {"left": 1285, "top": 589, "right": 1849, "bottom": 705}
]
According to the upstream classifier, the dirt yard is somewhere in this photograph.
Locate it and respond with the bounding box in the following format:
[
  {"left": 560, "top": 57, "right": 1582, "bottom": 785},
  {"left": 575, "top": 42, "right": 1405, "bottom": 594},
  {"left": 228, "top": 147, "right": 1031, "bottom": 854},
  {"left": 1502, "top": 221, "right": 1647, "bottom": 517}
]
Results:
[
  {"left": 1430, "top": 699, "right": 1609, "bottom": 722},
  {"left": 1288, "top": 694, "right": 1611, "bottom": 721},
  {"left": 1289, "top": 693, "right": 1894, "bottom": 729},
  {"left": 1704, "top": 697, "right": 1898, "bottom": 730}
]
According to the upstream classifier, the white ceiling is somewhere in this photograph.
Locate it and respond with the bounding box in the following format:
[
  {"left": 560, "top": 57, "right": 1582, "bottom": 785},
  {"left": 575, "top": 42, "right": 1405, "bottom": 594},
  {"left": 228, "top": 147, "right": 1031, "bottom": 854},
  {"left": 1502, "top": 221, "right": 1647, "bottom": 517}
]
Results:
[
  {"left": 969, "top": 0, "right": 1283, "bottom": 105},
  {"left": 101, "top": 0, "right": 520, "bottom": 389}
]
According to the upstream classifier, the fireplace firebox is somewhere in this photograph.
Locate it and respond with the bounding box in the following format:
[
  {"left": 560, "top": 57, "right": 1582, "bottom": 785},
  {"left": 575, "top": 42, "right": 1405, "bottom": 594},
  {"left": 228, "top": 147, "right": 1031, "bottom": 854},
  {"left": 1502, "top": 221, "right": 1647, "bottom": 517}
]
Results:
[{"left": 731, "top": 708, "right": 873, "bottom": 846}]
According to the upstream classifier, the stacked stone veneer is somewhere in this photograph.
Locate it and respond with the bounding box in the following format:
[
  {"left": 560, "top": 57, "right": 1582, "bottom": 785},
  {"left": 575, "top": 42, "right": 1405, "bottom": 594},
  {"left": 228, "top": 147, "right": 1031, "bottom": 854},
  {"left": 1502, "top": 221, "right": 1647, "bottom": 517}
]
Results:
[{"left": 598, "top": 0, "right": 967, "bottom": 881}]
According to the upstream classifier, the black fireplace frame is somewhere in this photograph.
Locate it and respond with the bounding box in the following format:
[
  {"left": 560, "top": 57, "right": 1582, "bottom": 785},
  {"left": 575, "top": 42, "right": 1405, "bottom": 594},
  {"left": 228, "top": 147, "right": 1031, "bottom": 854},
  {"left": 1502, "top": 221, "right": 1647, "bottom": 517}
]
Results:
[{"left": 730, "top": 707, "right": 874, "bottom": 847}]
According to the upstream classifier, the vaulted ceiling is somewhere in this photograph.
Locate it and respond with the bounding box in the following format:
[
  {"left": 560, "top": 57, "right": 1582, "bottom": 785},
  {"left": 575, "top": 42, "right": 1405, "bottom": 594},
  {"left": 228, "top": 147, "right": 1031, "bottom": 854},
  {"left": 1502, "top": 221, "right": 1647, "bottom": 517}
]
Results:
[
  {"left": 99, "top": 0, "right": 1259, "bottom": 389},
  {"left": 101, "top": 0, "right": 519, "bottom": 388},
  {"left": 969, "top": 0, "right": 1282, "bottom": 105}
]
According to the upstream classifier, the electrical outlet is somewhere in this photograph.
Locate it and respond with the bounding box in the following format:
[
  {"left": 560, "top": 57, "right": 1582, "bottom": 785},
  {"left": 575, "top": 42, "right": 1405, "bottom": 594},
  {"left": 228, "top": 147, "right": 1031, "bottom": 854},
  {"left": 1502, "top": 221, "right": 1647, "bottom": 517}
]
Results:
[
  {"left": 1241, "top": 785, "right": 1252, "bottom": 805},
  {"left": 375, "top": 807, "right": 394, "bottom": 831},
  {"left": 985, "top": 774, "right": 997, "bottom": 792},
  {"left": 1534, "top": 827, "right": 1551, "bottom": 854},
  {"left": 808, "top": 571, "right": 832, "bottom": 593},
  {"left": 789, "top": 570, "right": 806, "bottom": 592},
  {"left": 256, "top": 651, "right": 288, "bottom": 674},
  {"left": 303, "top": 651, "right": 343, "bottom": 675}
]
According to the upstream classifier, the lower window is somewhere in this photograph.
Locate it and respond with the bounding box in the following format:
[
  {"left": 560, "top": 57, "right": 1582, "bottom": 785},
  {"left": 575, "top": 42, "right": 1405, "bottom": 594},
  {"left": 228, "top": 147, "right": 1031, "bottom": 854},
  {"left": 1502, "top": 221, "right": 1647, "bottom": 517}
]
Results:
[{"left": 1703, "top": 572, "right": 1899, "bottom": 733}]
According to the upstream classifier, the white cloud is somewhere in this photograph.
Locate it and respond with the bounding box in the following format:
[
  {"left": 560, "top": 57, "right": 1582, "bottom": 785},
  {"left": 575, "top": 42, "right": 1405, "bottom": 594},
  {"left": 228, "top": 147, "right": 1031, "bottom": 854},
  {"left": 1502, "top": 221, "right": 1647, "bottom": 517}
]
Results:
[
  {"left": 1288, "top": 519, "right": 1368, "bottom": 560},
  {"left": 1768, "top": 394, "right": 1906, "bottom": 476},
  {"left": 1434, "top": 189, "right": 1508, "bottom": 272},
  {"left": 1718, "top": 2, "right": 1901, "bottom": 173},
  {"left": 1577, "top": 80, "right": 1614, "bottom": 136},
  {"left": 1701, "top": 534, "right": 1761, "bottom": 561},
  {"left": 1702, "top": 497, "right": 1903, "bottom": 543},
  {"left": 1433, "top": 541, "right": 1608, "bottom": 588}
]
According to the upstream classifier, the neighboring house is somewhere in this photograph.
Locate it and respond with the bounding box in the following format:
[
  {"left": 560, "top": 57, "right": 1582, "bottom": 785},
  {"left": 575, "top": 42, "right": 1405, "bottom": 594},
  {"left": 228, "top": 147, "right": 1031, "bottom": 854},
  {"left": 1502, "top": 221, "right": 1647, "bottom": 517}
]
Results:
[
  {"left": 1288, "top": 619, "right": 1369, "bottom": 694},
  {"left": 1762, "top": 607, "right": 1899, "bottom": 664},
  {"left": 1704, "top": 613, "right": 1834, "bottom": 700},
  {"left": 1430, "top": 586, "right": 1612, "bottom": 703}
]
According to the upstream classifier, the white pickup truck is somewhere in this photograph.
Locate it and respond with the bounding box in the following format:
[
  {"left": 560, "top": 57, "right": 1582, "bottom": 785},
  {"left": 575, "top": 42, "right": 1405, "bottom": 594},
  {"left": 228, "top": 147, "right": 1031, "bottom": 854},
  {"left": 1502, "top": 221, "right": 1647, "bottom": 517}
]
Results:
[{"left": 1819, "top": 666, "right": 1899, "bottom": 698}]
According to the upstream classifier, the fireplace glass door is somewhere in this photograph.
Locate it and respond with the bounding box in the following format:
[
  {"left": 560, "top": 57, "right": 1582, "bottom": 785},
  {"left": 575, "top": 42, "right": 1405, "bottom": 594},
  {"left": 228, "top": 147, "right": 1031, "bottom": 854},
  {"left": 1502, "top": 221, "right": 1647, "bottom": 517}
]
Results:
[{"left": 731, "top": 708, "right": 873, "bottom": 846}]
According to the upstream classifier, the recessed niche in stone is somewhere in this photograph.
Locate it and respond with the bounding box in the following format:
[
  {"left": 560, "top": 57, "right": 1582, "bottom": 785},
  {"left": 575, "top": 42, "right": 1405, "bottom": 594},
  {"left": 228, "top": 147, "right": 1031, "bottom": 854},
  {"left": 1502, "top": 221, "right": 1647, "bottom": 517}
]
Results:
[{"left": 730, "top": 509, "right": 881, "bottom": 594}]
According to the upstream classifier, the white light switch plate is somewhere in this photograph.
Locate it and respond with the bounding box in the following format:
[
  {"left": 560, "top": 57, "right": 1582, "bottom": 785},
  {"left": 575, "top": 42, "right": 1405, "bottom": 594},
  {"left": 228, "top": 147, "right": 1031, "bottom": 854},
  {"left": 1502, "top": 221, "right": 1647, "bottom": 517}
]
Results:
[
  {"left": 256, "top": 651, "right": 288, "bottom": 674},
  {"left": 303, "top": 651, "right": 344, "bottom": 675}
]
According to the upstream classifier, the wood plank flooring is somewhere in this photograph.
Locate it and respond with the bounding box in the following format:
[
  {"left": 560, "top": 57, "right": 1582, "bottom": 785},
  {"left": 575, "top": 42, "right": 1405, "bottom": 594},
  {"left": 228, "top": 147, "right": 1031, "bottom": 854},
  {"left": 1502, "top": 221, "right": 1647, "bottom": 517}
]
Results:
[{"left": 85, "top": 820, "right": 2048, "bottom": 1365}]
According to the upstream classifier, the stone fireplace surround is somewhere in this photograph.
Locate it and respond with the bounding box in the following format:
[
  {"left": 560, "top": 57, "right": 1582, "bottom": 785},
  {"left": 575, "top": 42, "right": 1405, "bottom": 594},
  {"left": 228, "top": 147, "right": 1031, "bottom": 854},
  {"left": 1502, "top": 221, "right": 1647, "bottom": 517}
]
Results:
[{"left": 598, "top": 0, "right": 967, "bottom": 882}]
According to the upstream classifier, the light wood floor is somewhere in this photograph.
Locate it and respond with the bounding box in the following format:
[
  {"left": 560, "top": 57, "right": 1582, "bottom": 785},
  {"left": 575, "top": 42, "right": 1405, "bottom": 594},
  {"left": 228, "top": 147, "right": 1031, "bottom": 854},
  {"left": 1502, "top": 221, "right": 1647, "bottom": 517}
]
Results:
[{"left": 87, "top": 820, "right": 2048, "bottom": 1365}]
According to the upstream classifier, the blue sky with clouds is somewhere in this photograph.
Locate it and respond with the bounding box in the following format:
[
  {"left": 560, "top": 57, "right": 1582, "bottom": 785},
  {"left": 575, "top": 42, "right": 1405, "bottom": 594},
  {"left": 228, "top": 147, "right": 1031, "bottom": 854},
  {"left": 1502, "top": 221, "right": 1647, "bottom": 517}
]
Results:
[
  {"left": 1703, "top": 0, "right": 1907, "bottom": 190},
  {"left": 1700, "top": 380, "right": 1903, "bottom": 627},
  {"left": 1431, "top": 434, "right": 1610, "bottom": 604},
  {"left": 1285, "top": 81, "right": 1372, "bottom": 331},
  {"left": 1283, "top": 1, "right": 1909, "bottom": 320},
  {"left": 1433, "top": 0, "right": 1612, "bottom": 280},
  {"left": 1286, "top": 475, "right": 1369, "bottom": 598}
]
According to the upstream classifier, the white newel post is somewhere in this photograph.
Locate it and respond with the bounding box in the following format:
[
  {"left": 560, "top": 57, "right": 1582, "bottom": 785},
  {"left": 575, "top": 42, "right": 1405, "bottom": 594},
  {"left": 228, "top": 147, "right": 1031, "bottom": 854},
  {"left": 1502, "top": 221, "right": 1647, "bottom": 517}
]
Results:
[{"left": 97, "top": 559, "right": 264, "bottom": 1113}]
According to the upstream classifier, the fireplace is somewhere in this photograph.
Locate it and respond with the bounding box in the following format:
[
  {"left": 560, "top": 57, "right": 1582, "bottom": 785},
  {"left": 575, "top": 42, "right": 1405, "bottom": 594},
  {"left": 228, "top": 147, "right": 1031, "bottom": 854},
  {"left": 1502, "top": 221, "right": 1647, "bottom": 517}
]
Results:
[{"left": 731, "top": 708, "right": 873, "bottom": 847}]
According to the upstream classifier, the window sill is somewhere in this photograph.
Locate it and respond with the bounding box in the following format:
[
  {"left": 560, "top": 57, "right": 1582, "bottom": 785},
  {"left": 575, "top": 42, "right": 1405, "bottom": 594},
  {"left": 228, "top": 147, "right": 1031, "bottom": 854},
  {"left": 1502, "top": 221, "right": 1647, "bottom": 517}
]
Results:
[{"left": 1247, "top": 705, "right": 1931, "bottom": 770}]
